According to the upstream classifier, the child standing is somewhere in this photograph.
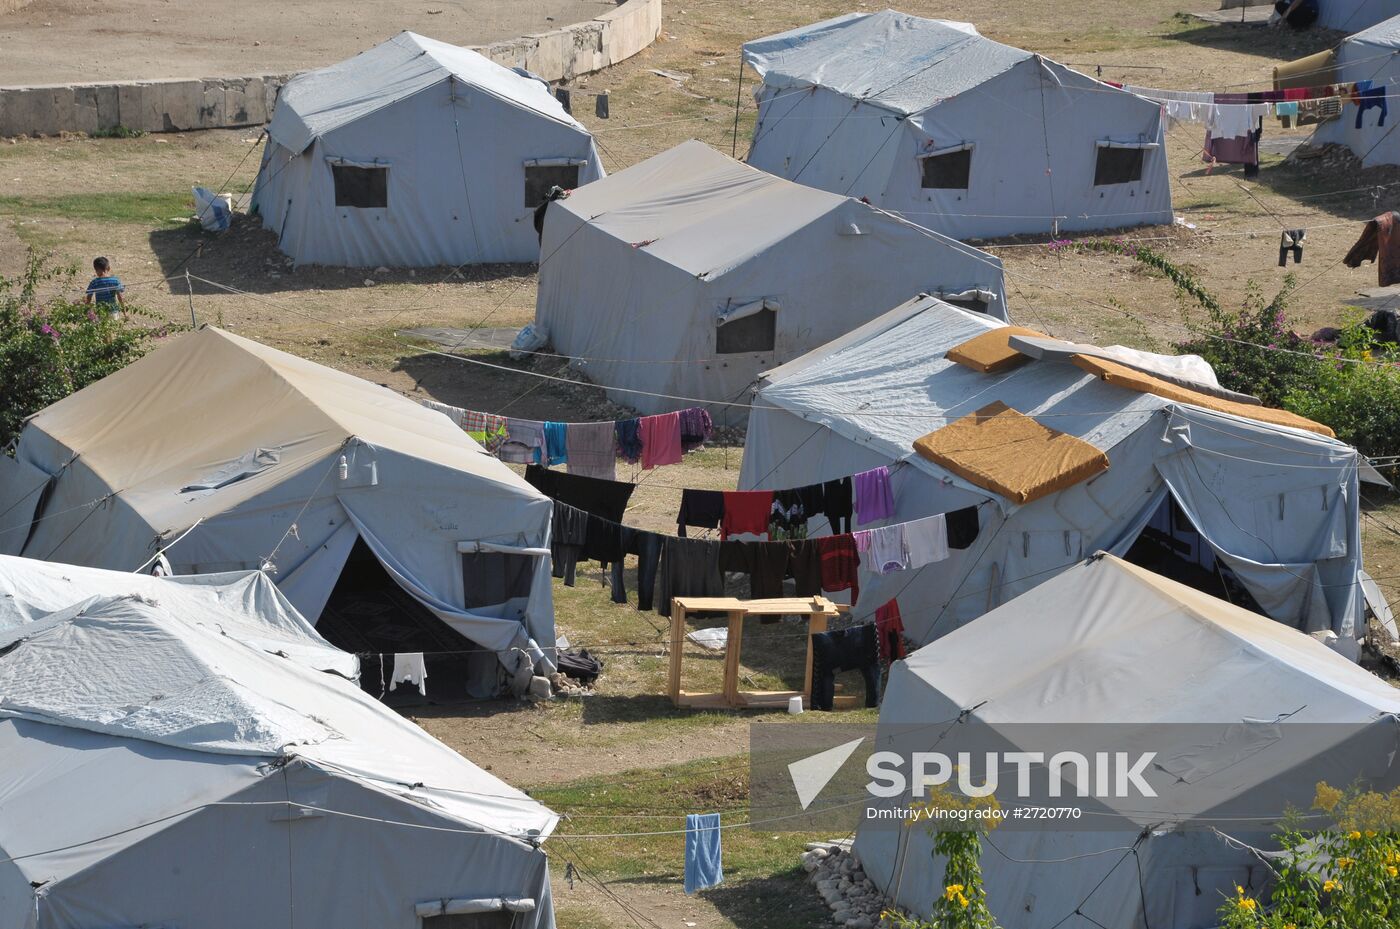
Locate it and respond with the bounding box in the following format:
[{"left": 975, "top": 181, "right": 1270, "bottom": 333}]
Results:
[{"left": 84, "top": 256, "right": 126, "bottom": 318}]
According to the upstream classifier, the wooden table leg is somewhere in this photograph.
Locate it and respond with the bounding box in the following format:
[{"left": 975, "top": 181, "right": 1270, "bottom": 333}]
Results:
[
  {"left": 669, "top": 603, "right": 685, "bottom": 704},
  {"left": 723, "top": 610, "right": 743, "bottom": 706}
]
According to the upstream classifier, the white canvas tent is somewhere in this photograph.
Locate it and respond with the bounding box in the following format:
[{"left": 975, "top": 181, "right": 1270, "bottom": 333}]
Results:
[
  {"left": 1305, "top": 15, "right": 1400, "bottom": 166},
  {"left": 854, "top": 553, "right": 1400, "bottom": 929},
  {"left": 0, "top": 326, "right": 557, "bottom": 693},
  {"left": 251, "top": 31, "right": 604, "bottom": 267},
  {"left": 1317, "top": 0, "right": 1400, "bottom": 32},
  {"left": 741, "top": 296, "right": 1372, "bottom": 653},
  {"left": 741, "top": 11, "right": 1173, "bottom": 239},
  {"left": 534, "top": 140, "right": 1008, "bottom": 417},
  {"left": 0, "top": 554, "right": 557, "bottom": 929}
]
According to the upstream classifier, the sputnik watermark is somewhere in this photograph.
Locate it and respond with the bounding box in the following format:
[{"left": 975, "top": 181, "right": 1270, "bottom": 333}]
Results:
[{"left": 865, "top": 750, "right": 1157, "bottom": 799}]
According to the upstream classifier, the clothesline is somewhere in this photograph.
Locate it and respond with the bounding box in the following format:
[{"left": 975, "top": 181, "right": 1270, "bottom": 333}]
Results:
[
  {"left": 531, "top": 463, "right": 987, "bottom": 617},
  {"left": 420, "top": 398, "right": 715, "bottom": 476}
]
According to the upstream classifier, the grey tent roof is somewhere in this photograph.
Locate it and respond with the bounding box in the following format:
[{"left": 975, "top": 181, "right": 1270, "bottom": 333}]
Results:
[
  {"left": 553, "top": 139, "right": 998, "bottom": 279},
  {"left": 741, "top": 10, "right": 1032, "bottom": 115},
  {"left": 1347, "top": 12, "right": 1400, "bottom": 49},
  {"left": 267, "top": 31, "right": 584, "bottom": 153}
]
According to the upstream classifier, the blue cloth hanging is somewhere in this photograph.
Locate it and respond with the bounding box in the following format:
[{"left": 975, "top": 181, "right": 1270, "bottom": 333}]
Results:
[
  {"left": 543, "top": 421, "right": 569, "bottom": 466},
  {"left": 684, "top": 813, "right": 723, "bottom": 893}
]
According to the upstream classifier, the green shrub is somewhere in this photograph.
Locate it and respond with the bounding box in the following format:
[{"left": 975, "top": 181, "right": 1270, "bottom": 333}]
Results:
[
  {"left": 0, "top": 249, "right": 169, "bottom": 447},
  {"left": 1218, "top": 782, "right": 1400, "bottom": 929}
]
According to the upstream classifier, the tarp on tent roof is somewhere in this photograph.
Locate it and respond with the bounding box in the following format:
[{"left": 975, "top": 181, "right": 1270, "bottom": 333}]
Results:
[
  {"left": 741, "top": 11, "right": 1020, "bottom": 115},
  {"left": 0, "top": 556, "right": 354, "bottom": 677},
  {"left": 268, "top": 31, "right": 582, "bottom": 154}
]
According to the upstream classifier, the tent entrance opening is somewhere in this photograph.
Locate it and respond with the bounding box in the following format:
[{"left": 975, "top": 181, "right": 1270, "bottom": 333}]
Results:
[
  {"left": 318, "top": 538, "right": 485, "bottom": 702},
  {"left": 1122, "top": 495, "right": 1263, "bottom": 615}
]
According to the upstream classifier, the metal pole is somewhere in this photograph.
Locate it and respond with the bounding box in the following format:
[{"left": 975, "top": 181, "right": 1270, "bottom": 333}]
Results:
[
  {"left": 185, "top": 269, "right": 196, "bottom": 328},
  {"left": 731, "top": 52, "right": 745, "bottom": 159}
]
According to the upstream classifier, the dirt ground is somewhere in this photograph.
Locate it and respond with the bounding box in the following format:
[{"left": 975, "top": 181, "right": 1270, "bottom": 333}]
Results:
[
  {"left": 0, "top": 0, "right": 617, "bottom": 85},
  {"left": 6, "top": 2, "right": 1400, "bottom": 926}
]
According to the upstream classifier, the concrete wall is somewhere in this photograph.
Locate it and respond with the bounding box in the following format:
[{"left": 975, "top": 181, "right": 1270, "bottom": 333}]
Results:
[{"left": 0, "top": 0, "right": 660, "bottom": 137}]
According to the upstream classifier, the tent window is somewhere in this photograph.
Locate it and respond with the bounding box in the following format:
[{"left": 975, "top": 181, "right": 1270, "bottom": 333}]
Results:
[
  {"left": 920, "top": 149, "right": 971, "bottom": 190},
  {"left": 525, "top": 164, "right": 580, "bottom": 208},
  {"left": 461, "top": 550, "right": 537, "bottom": 610},
  {"left": 1094, "top": 147, "right": 1145, "bottom": 186},
  {"left": 717, "top": 308, "right": 776, "bottom": 354},
  {"left": 332, "top": 164, "right": 388, "bottom": 208},
  {"left": 422, "top": 915, "right": 513, "bottom": 929}
]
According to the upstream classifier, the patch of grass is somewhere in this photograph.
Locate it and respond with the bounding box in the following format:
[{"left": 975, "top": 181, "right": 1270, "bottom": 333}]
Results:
[
  {"left": 0, "top": 191, "right": 191, "bottom": 226},
  {"left": 89, "top": 125, "right": 147, "bottom": 139}
]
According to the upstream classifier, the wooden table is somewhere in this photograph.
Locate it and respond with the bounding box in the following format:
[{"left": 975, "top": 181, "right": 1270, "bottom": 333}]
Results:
[{"left": 667, "top": 596, "right": 858, "bottom": 710}]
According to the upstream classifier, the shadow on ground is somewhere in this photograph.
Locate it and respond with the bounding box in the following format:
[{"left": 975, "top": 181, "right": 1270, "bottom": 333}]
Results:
[
  {"left": 149, "top": 214, "right": 532, "bottom": 296},
  {"left": 1162, "top": 12, "right": 1342, "bottom": 60}
]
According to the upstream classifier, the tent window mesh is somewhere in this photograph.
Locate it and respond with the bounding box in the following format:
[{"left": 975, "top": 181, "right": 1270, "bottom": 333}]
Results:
[
  {"left": 461, "top": 551, "right": 536, "bottom": 610},
  {"left": 422, "top": 915, "right": 513, "bottom": 929},
  {"left": 920, "top": 149, "right": 971, "bottom": 189},
  {"left": 1094, "top": 147, "right": 1145, "bottom": 186},
  {"left": 717, "top": 308, "right": 776, "bottom": 354},
  {"left": 332, "top": 165, "right": 388, "bottom": 208},
  {"left": 525, "top": 164, "right": 580, "bottom": 208}
]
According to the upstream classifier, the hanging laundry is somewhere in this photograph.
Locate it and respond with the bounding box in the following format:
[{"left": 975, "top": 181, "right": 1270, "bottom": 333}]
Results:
[
  {"left": 769, "top": 489, "right": 807, "bottom": 540},
  {"left": 524, "top": 465, "right": 634, "bottom": 522},
  {"left": 611, "top": 526, "right": 662, "bottom": 610},
  {"left": 1352, "top": 80, "right": 1388, "bottom": 129},
  {"left": 640, "top": 412, "right": 684, "bottom": 470},
  {"left": 463, "top": 410, "right": 508, "bottom": 452},
  {"left": 677, "top": 488, "right": 725, "bottom": 537},
  {"left": 720, "top": 540, "right": 791, "bottom": 599},
  {"left": 390, "top": 652, "right": 428, "bottom": 696},
  {"left": 541, "top": 421, "right": 569, "bottom": 467},
  {"left": 822, "top": 477, "right": 854, "bottom": 534},
  {"left": 684, "top": 813, "right": 724, "bottom": 894},
  {"left": 722, "top": 490, "right": 774, "bottom": 539},
  {"left": 565, "top": 421, "right": 617, "bottom": 481},
  {"left": 1344, "top": 212, "right": 1400, "bottom": 287},
  {"left": 859, "top": 524, "right": 908, "bottom": 575},
  {"left": 904, "top": 513, "right": 949, "bottom": 569},
  {"left": 875, "top": 599, "right": 907, "bottom": 663},
  {"left": 817, "top": 534, "right": 860, "bottom": 604},
  {"left": 853, "top": 466, "right": 895, "bottom": 526},
  {"left": 420, "top": 399, "right": 466, "bottom": 427},
  {"left": 550, "top": 501, "right": 589, "bottom": 586},
  {"left": 1125, "top": 85, "right": 1214, "bottom": 124},
  {"left": 1278, "top": 229, "right": 1305, "bottom": 267},
  {"left": 810, "top": 624, "right": 881, "bottom": 711},
  {"left": 679, "top": 407, "right": 714, "bottom": 452},
  {"left": 615, "top": 418, "right": 643, "bottom": 464},
  {"left": 657, "top": 536, "right": 724, "bottom": 616},
  {"left": 500, "top": 418, "right": 546, "bottom": 464},
  {"left": 946, "top": 505, "right": 980, "bottom": 550},
  {"left": 787, "top": 539, "right": 824, "bottom": 597}
]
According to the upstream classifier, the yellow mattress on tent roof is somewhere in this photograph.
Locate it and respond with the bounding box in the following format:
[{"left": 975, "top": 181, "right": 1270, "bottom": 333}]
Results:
[
  {"left": 944, "top": 326, "right": 1048, "bottom": 374},
  {"left": 1070, "top": 354, "right": 1335, "bottom": 438},
  {"left": 912, "top": 401, "right": 1110, "bottom": 504}
]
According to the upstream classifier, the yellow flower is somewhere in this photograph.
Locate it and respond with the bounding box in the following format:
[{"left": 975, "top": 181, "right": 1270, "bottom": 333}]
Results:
[
  {"left": 1366, "top": 830, "right": 1378, "bottom": 838},
  {"left": 1235, "top": 897, "right": 1257, "bottom": 912},
  {"left": 958, "top": 894, "right": 970, "bottom": 909},
  {"left": 1389, "top": 866, "right": 1399, "bottom": 878},
  {"left": 1315, "top": 783, "right": 1343, "bottom": 813},
  {"left": 1349, "top": 831, "right": 1363, "bottom": 840},
  {"left": 1338, "top": 857, "right": 1354, "bottom": 869},
  {"left": 943, "top": 884, "right": 964, "bottom": 902},
  {"left": 1323, "top": 879, "right": 1339, "bottom": 893}
]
